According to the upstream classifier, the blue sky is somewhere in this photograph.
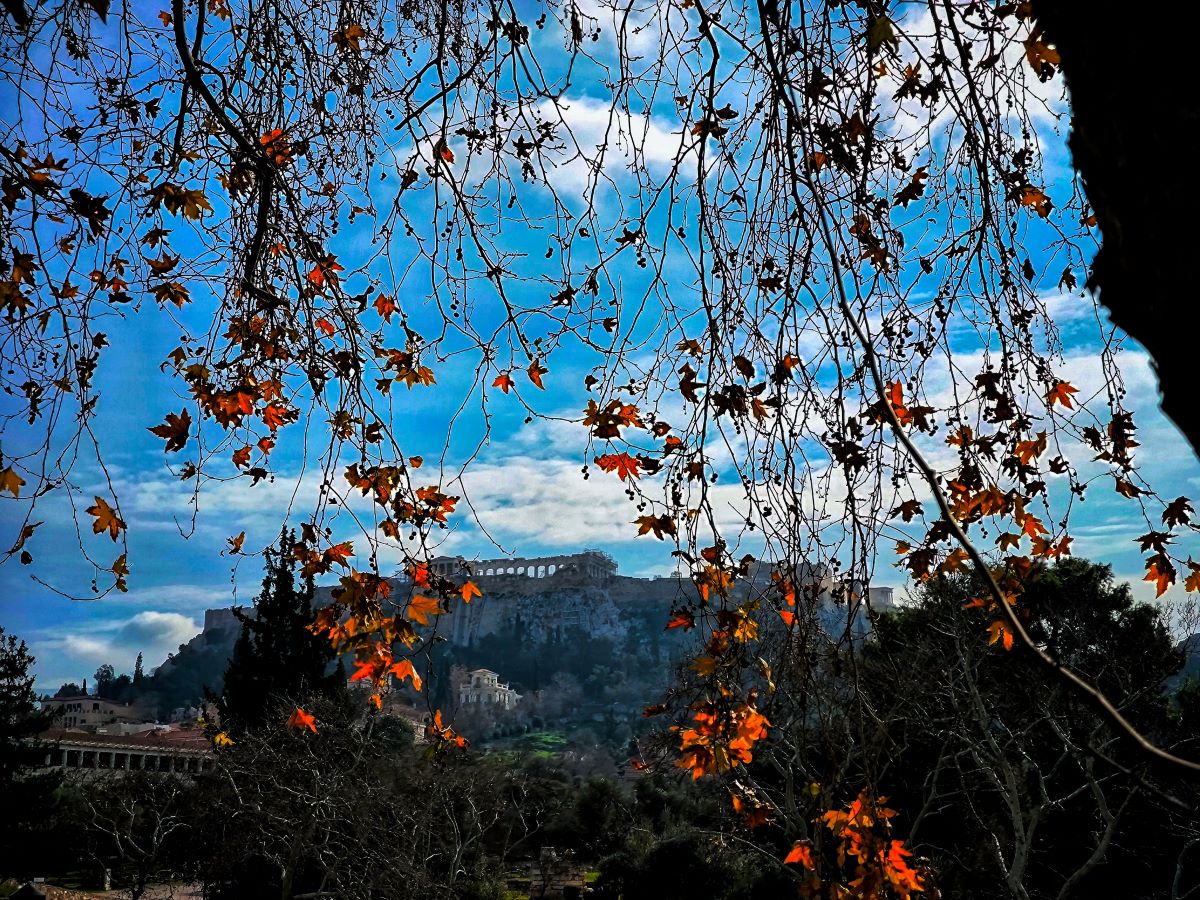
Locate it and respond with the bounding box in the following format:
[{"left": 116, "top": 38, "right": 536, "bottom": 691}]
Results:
[{"left": 3, "top": 2, "right": 1200, "bottom": 691}]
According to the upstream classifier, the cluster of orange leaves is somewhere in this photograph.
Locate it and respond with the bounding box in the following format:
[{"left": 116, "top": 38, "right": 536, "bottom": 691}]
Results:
[
  {"left": 301, "top": 550, "right": 475, "bottom": 751},
  {"left": 784, "top": 794, "right": 926, "bottom": 900},
  {"left": 675, "top": 697, "right": 770, "bottom": 780}
]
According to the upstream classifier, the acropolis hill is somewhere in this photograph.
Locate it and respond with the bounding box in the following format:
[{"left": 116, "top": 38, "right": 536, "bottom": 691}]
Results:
[{"left": 200, "top": 549, "right": 893, "bottom": 649}]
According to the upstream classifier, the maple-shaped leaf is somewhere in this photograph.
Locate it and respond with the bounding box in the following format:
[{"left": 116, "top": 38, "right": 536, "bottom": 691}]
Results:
[
  {"left": 1023, "top": 25, "right": 1060, "bottom": 81},
  {"left": 1019, "top": 185, "right": 1054, "bottom": 218},
  {"left": 406, "top": 594, "right": 443, "bottom": 625},
  {"left": 261, "top": 403, "right": 295, "bottom": 432},
  {"left": 493, "top": 372, "right": 514, "bottom": 394},
  {"left": 148, "top": 408, "right": 191, "bottom": 452},
  {"left": 634, "top": 514, "right": 676, "bottom": 540},
  {"left": 259, "top": 129, "right": 293, "bottom": 166},
  {"left": 87, "top": 496, "right": 126, "bottom": 541},
  {"left": 1163, "top": 496, "right": 1194, "bottom": 527},
  {"left": 1144, "top": 555, "right": 1176, "bottom": 597},
  {"left": 1013, "top": 431, "right": 1047, "bottom": 465},
  {"left": 324, "top": 542, "right": 354, "bottom": 568},
  {"left": 1045, "top": 381, "right": 1078, "bottom": 409},
  {"left": 783, "top": 841, "right": 815, "bottom": 870},
  {"left": 0, "top": 465, "right": 26, "bottom": 497},
  {"left": 938, "top": 547, "right": 969, "bottom": 575},
  {"left": 527, "top": 360, "right": 548, "bottom": 389},
  {"left": 461, "top": 580, "right": 482, "bottom": 603},
  {"left": 1114, "top": 477, "right": 1143, "bottom": 499},
  {"left": 388, "top": 658, "right": 422, "bottom": 690},
  {"left": 287, "top": 707, "right": 317, "bottom": 733},
  {"left": 997, "top": 532, "right": 1022, "bottom": 552},
  {"left": 148, "top": 183, "right": 212, "bottom": 219},
  {"left": 889, "top": 499, "right": 922, "bottom": 522},
  {"left": 373, "top": 293, "right": 398, "bottom": 321},
  {"left": 595, "top": 452, "right": 641, "bottom": 480},
  {"left": 987, "top": 619, "right": 1015, "bottom": 651},
  {"left": 232, "top": 445, "right": 251, "bottom": 469},
  {"left": 1186, "top": 560, "right": 1200, "bottom": 594},
  {"left": 226, "top": 531, "right": 246, "bottom": 555},
  {"left": 332, "top": 22, "right": 366, "bottom": 52},
  {"left": 307, "top": 255, "right": 344, "bottom": 287}
]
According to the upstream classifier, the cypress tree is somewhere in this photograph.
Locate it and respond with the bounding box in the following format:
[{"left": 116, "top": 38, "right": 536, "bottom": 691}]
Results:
[
  {"left": 0, "top": 627, "right": 62, "bottom": 876},
  {"left": 214, "top": 529, "right": 342, "bottom": 733}
]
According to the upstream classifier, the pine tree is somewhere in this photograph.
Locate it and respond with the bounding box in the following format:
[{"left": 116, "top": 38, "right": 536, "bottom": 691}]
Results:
[
  {"left": 133, "top": 651, "right": 144, "bottom": 685},
  {"left": 0, "top": 627, "right": 62, "bottom": 875},
  {"left": 214, "top": 529, "right": 342, "bottom": 733}
]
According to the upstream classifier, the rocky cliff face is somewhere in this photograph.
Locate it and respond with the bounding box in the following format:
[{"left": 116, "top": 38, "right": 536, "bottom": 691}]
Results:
[{"left": 439, "top": 574, "right": 688, "bottom": 648}]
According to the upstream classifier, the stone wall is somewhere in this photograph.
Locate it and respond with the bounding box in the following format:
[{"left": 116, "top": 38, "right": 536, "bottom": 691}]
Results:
[{"left": 529, "top": 848, "right": 587, "bottom": 899}]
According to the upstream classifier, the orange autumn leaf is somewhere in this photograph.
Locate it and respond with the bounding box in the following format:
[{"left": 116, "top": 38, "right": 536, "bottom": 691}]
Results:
[
  {"left": 435, "top": 138, "right": 455, "bottom": 163},
  {"left": 307, "top": 256, "right": 344, "bottom": 287},
  {"left": 0, "top": 465, "right": 25, "bottom": 498},
  {"left": 86, "top": 496, "right": 126, "bottom": 541},
  {"left": 595, "top": 452, "right": 641, "bottom": 481},
  {"left": 1145, "top": 556, "right": 1176, "bottom": 597},
  {"left": 1046, "top": 380, "right": 1078, "bottom": 409},
  {"left": 527, "top": 360, "right": 548, "bottom": 389},
  {"left": 427, "top": 708, "right": 468, "bottom": 747},
  {"left": 388, "top": 658, "right": 422, "bottom": 690},
  {"left": 665, "top": 608, "right": 694, "bottom": 630},
  {"left": 1019, "top": 185, "right": 1054, "bottom": 218},
  {"left": 373, "top": 293, "right": 397, "bottom": 321},
  {"left": 226, "top": 531, "right": 246, "bottom": 554},
  {"left": 461, "top": 580, "right": 482, "bottom": 603},
  {"left": 258, "top": 129, "right": 293, "bottom": 166},
  {"left": 287, "top": 707, "right": 317, "bottom": 733},
  {"left": 332, "top": 22, "right": 366, "bottom": 52},
  {"left": 406, "top": 593, "right": 443, "bottom": 625},
  {"left": 987, "top": 619, "right": 1015, "bottom": 651},
  {"left": 262, "top": 403, "right": 294, "bottom": 432},
  {"left": 492, "top": 372, "right": 515, "bottom": 393},
  {"left": 324, "top": 541, "right": 354, "bottom": 567},
  {"left": 1186, "top": 560, "right": 1200, "bottom": 594},
  {"left": 783, "top": 841, "right": 815, "bottom": 870}
]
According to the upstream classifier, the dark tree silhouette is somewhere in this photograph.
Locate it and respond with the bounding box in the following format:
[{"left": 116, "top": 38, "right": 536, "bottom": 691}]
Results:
[
  {"left": 213, "top": 530, "right": 343, "bottom": 733},
  {"left": 0, "top": 627, "right": 62, "bottom": 877}
]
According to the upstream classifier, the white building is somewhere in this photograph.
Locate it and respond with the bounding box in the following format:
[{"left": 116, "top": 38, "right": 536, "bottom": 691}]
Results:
[
  {"left": 40, "top": 695, "right": 148, "bottom": 731},
  {"left": 458, "top": 669, "right": 521, "bottom": 710}
]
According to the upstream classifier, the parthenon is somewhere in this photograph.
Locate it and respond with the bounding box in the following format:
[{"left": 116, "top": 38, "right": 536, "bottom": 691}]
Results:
[{"left": 424, "top": 549, "right": 617, "bottom": 582}]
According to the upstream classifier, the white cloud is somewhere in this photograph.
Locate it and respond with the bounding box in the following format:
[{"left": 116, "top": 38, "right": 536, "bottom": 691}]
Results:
[{"left": 31, "top": 610, "right": 201, "bottom": 689}]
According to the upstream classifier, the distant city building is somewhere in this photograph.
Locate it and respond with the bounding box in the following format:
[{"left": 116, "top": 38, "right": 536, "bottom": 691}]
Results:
[
  {"left": 36, "top": 727, "right": 213, "bottom": 774},
  {"left": 459, "top": 668, "right": 521, "bottom": 709},
  {"left": 39, "top": 695, "right": 148, "bottom": 731}
]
